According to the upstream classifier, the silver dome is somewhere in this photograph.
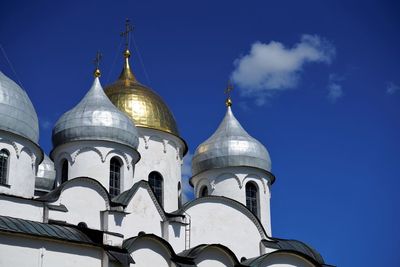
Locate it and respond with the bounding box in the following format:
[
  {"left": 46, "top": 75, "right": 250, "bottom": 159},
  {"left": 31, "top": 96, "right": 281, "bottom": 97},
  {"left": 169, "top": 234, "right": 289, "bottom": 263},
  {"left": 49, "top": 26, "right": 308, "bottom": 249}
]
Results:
[
  {"left": 192, "top": 106, "right": 271, "bottom": 176},
  {"left": 35, "top": 154, "right": 56, "bottom": 192},
  {"left": 52, "top": 77, "right": 139, "bottom": 149},
  {"left": 0, "top": 71, "right": 39, "bottom": 143}
]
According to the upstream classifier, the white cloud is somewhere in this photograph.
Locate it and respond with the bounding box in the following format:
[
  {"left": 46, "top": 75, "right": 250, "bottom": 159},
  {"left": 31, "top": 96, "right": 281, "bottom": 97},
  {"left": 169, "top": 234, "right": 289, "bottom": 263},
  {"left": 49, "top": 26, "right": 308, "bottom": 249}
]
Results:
[
  {"left": 181, "top": 151, "right": 194, "bottom": 203},
  {"left": 386, "top": 82, "right": 400, "bottom": 95},
  {"left": 327, "top": 83, "right": 343, "bottom": 102},
  {"left": 327, "top": 74, "right": 344, "bottom": 103},
  {"left": 231, "top": 34, "right": 335, "bottom": 105}
]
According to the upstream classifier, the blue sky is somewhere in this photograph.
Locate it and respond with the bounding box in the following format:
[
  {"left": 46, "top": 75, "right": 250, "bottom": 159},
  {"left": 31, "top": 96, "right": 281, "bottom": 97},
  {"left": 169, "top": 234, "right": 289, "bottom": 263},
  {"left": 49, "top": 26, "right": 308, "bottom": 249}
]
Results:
[{"left": 1, "top": 1, "right": 399, "bottom": 266}]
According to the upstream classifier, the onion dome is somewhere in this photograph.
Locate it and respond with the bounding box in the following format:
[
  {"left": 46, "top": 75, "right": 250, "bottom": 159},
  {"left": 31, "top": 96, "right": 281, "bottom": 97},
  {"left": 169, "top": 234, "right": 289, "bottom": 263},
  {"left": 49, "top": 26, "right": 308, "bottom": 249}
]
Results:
[
  {"left": 35, "top": 154, "right": 56, "bottom": 192},
  {"left": 52, "top": 71, "right": 139, "bottom": 149},
  {"left": 0, "top": 71, "right": 39, "bottom": 143},
  {"left": 104, "top": 50, "right": 182, "bottom": 140},
  {"left": 192, "top": 104, "right": 271, "bottom": 176}
]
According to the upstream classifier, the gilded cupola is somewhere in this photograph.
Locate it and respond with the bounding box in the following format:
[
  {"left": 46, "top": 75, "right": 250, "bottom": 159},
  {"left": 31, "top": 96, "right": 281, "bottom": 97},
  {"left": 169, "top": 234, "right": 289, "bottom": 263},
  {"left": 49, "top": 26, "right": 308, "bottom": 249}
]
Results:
[{"left": 104, "top": 49, "right": 180, "bottom": 137}]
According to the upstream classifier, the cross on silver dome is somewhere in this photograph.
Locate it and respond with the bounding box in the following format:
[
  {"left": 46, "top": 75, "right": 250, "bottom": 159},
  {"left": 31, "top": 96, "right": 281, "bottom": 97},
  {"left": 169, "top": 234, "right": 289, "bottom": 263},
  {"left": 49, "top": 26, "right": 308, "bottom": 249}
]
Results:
[{"left": 192, "top": 106, "right": 271, "bottom": 176}]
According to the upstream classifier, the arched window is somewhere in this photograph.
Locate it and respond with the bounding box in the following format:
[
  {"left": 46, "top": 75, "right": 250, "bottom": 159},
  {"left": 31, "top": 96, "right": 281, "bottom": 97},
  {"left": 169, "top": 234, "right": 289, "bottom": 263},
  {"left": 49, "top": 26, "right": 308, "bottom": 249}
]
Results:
[
  {"left": 0, "top": 149, "right": 10, "bottom": 185},
  {"left": 148, "top": 171, "right": 163, "bottom": 206},
  {"left": 109, "top": 157, "right": 122, "bottom": 197},
  {"left": 200, "top": 186, "right": 208, "bottom": 197},
  {"left": 246, "top": 182, "right": 258, "bottom": 216},
  {"left": 61, "top": 160, "right": 68, "bottom": 184}
]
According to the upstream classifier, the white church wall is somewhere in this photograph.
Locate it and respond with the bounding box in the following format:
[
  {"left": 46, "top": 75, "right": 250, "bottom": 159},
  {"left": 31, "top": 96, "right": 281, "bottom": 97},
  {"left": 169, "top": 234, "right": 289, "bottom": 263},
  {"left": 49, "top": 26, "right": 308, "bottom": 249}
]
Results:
[
  {"left": 184, "top": 200, "right": 264, "bottom": 259},
  {"left": 52, "top": 140, "right": 137, "bottom": 193},
  {"left": 48, "top": 179, "right": 108, "bottom": 230},
  {"left": 108, "top": 187, "right": 163, "bottom": 239},
  {"left": 167, "top": 222, "right": 185, "bottom": 253},
  {"left": 0, "top": 233, "right": 103, "bottom": 267},
  {"left": 192, "top": 166, "right": 272, "bottom": 236},
  {"left": 0, "top": 132, "right": 42, "bottom": 198},
  {"left": 133, "top": 128, "right": 184, "bottom": 212},
  {"left": 212, "top": 172, "right": 243, "bottom": 200},
  {"left": 0, "top": 196, "right": 43, "bottom": 221}
]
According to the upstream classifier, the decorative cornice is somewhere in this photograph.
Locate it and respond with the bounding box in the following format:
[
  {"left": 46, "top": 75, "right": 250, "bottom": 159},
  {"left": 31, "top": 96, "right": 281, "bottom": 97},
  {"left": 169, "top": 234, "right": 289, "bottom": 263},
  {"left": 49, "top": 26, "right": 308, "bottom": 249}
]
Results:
[
  {"left": 0, "top": 138, "right": 19, "bottom": 158},
  {"left": 73, "top": 147, "right": 105, "bottom": 163},
  {"left": 20, "top": 146, "right": 35, "bottom": 168},
  {"left": 242, "top": 173, "right": 267, "bottom": 194},
  {"left": 104, "top": 149, "right": 131, "bottom": 170}
]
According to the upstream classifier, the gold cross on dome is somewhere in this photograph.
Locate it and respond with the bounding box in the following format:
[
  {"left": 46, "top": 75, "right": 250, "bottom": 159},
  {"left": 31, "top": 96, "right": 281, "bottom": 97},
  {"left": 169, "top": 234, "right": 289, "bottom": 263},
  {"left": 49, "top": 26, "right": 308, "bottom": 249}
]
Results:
[
  {"left": 120, "top": 18, "right": 134, "bottom": 50},
  {"left": 225, "top": 81, "right": 233, "bottom": 96},
  {"left": 93, "top": 51, "right": 102, "bottom": 77},
  {"left": 224, "top": 81, "right": 233, "bottom": 107}
]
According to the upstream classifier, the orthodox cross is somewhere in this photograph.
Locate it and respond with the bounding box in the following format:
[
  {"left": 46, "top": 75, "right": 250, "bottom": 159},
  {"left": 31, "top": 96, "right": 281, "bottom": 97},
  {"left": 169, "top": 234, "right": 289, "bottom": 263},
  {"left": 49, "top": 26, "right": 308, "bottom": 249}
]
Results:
[
  {"left": 121, "top": 19, "right": 134, "bottom": 50},
  {"left": 93, "top": 51, "right": 102, "bottom": 77},
  {"left": 225, "top": 81, "right": 233, "bottom": 106},
  {"left": 225, "top": 81, "right": 233, "bottom": 97},
  {"left": 94, "top": 51, "right": 102, "bottom": 69}
]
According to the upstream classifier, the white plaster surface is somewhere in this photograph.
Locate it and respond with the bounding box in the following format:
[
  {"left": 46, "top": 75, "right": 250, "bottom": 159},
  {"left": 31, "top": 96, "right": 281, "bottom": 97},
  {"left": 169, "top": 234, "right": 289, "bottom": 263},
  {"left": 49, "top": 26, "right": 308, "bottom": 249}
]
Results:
[
  {"left": 191, "top": 166, "right": 272, "bottom": 236},
  {"left": 128, "top": 238, "right": 171, "bottom": 267},
  {"left": 48, "top": 179, "right": 108, "bottom": 230},
  {"left": 107, "top": 187, "right": 163, "bottom": 239},
  {"left": 52, "top": 140, "right": 138, "bottom": 193},
  {"left": 0, "top": 233, "right": 102, "bottom": 267},
  {"left": 133, "top": 128, "right": 185, "bottom": 212},
  {"left": 184, "top": 200, "right": 264, "bottom": 259},
  {"left": 0, "top": 131, "right": 42, "bottom": 198},
  {"left": 0, "top": 196, "right": 43, "bottom": 221}
]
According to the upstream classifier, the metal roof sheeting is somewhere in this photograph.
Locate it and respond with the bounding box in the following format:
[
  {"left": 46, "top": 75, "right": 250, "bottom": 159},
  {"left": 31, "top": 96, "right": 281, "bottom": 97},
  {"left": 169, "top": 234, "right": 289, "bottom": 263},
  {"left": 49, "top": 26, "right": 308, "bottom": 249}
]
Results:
[
  {"left": 262, "top": 238, "right": 324, "bottom": 264},
  {"left": 0, "top": 215, "right": 93, "bottom": 244}
]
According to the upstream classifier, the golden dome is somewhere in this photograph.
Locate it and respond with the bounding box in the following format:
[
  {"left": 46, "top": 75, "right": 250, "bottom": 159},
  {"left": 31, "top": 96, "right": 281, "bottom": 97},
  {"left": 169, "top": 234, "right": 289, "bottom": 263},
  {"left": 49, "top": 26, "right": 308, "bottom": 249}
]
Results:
[{"left": 104, "top": 50, "right": 180, "bottom": 137}]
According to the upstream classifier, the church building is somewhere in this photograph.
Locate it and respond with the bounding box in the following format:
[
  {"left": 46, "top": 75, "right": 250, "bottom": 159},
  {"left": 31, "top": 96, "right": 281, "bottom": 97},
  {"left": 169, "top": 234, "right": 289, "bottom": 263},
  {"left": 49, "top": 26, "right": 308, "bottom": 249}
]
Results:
[{"left": 0, "top": 23, "right": 333, "bottom": 267}]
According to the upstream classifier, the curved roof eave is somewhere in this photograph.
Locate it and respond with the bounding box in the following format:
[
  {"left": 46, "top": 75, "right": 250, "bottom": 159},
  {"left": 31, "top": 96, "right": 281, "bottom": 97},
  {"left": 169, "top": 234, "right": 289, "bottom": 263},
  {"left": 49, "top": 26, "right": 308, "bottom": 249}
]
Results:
[
  {"left": 242, "top": 250, "right": 331, "bottom": 267},
  {"left": 261, "top": 238, "right": 325, "bottom": 265},
  {"left": 123, "top": 233, "right": 193, "bottom": 264},
  {"left": 178, "top": 243, "right": 242, "bottom": 266},
  {"left": 37, "top": 176, "right": 112, "bottom": 207}
]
